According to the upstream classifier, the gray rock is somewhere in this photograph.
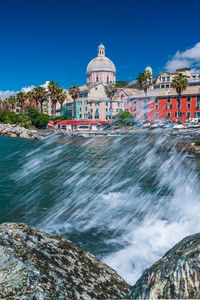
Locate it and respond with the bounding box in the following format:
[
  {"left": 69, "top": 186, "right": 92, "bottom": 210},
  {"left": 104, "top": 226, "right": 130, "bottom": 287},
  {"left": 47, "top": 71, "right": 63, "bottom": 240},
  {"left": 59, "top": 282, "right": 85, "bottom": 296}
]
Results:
[
  {"left": 126, "top": 233, "right": 200, "bottom": 299},
  {"left": 0, "top": 223, "right": 129, "bottom": 299}
]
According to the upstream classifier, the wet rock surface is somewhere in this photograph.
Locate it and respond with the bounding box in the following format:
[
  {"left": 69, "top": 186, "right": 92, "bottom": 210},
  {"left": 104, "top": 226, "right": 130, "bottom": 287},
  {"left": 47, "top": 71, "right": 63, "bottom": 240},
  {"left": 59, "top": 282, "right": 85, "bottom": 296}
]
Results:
[
  {"left": 126, "top": 233, "right": 200, "bottom": 299},
  {"left": 0, "top": 223, "right": 129, "bottom": 299}
]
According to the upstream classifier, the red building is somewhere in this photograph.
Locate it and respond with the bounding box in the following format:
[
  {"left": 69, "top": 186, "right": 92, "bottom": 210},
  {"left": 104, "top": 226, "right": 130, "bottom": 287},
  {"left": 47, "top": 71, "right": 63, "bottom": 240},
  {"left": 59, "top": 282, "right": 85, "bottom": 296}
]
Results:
[{"left": 124, "top": 86, "right": 200, "bottom": 123}]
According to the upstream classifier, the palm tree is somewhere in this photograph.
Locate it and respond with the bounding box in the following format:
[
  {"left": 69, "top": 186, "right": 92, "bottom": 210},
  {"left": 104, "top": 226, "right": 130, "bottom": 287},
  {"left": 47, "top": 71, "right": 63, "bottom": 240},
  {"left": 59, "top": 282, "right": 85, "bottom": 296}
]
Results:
[
  {"left": 57, "top": 88, "right": 67, "bottom": 116},
  {"left": 0, "top": 98, "right": 2, "bottom": 110},
  {"left": 137, "top": 70, "right": 152, "bottom": 120},
  {"left": 26, "top": 91, "right": 35, "bottom": 108},
  {"left": 69, "top": 85, "right": 80, "bottom": 119},
  {"left": 48, "top": 81, "right": 59, "bottom": 116},
  {"left": 171, "top": 73, "right": 188, "bottom": 123},
  {"left": 16, "top": 92, "right": 27, "bottom": 112},
  {"left": 33, "top": 87, "right": 47, "bottom": 113},
  {"left": 105, "top": 85, "right": 117, "bottom": 120},
  {"left": 8, "top": 96, "right": 17, "bottom": 112}
]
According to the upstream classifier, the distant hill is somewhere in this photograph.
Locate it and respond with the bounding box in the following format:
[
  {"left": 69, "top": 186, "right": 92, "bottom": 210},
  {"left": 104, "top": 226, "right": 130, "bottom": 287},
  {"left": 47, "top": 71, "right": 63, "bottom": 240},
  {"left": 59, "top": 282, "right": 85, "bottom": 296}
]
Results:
[{"left": 115, "top": 81, "right": 140, "bottom": 89}]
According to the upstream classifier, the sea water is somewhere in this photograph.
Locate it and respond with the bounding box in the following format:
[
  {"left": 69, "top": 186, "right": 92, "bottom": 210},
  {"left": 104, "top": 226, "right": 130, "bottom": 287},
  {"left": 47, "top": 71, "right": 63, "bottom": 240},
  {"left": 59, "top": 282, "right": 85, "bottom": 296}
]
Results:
[{"left": 0, "top": 133, "right": 200, "bottom": 284}]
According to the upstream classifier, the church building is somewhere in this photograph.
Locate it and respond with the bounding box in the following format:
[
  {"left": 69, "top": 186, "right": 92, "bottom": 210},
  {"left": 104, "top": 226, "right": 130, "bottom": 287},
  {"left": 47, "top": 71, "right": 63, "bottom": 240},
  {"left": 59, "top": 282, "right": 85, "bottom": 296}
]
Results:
[{"left": 86, "top": 43, "right": 116, "bottom": 85}]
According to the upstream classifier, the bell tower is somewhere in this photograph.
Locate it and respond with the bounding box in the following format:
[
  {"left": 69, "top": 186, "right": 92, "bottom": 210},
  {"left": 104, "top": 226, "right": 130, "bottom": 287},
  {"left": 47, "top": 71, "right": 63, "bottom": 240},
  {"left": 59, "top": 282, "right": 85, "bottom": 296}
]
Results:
[{"left": 98, "top": 43, "right": 105, "bottom": 57}]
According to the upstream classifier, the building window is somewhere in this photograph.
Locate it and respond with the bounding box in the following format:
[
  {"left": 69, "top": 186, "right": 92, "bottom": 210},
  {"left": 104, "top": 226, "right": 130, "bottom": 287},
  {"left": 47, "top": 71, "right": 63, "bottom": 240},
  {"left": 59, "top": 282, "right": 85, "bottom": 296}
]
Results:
[
  {"left": 106, "top": 108, "right": 108, "bottom": 112},
  {"left": 166, "top": 85, "right": 169, "bottom": 88},
  {"left": 167, "top": 97, "right": 171, "bottom": 103},
  {"left": 79, "top": 114, "right": 82, "bottom": 118},
  {"left": 107, "top": 76, "right": 109, "bottom": 83},
  {"left": 90, "top": 103, "right": 92, "bottom": 106},
  {"left": 155, "top": 105, "right": 159, "bottom": 110},
  {"left": 155, "top": 112, "right": 159, "bottom": 117},
  {"left": 187, "top": 96, "right": 191, "bottom": 102},
  {"left": 134, "top": 106, "right": 137, "bottom": 111},
  {"left": 96, "top": 76, "right": 99, "bottom": 82},
  {"left": 84, "top": 114, "right": 88, "bottom": 118},
  {"left": 85, "top": 107, "right": 87, "bottom": 111},
  {"left": 106, "top": 102, "right": 108, "bottom": 106},
  {"left": 80, "top": 107, "right": 81, "bottom": 111},
  {"left": 187, "top": 112, "right": 191, "bottom": 118},
  {"left": 162, "top": 77, "right": 165, "bottom": 82},
  {"left": 84, "top": 100, "right": 88, "bottom": 104},
  {"left": 116, "top": 108, "right": 120, "bottom": 112},
  {"left": 155, "top": 98, "right": 158, "bottom": 103},
  {"left": 95, "top": 102, "right": 99, "bottom": 106},
  {"left": 175, "top": 112, "right": 178, "bottom": 117},
  {"left": 167, "top": 77, "right": 170, "bottom": 82},
  {"left": 197, "top": 96, "right": 200, "bottom": 102},
  {"left": 167, "top": 112, "right": 171, "bottom": 118},
  {"left": 166, "top": 104, "right": 172, "bottom": 109},
  {"left": 196, "top": 103, "right": 200, "bottom": 108},
  {"left": 118, "top": 102, "right": 120, "bottom": 107},
  {"left": 161, "top": 84, "right": 165, "bottom": 88},
  {"left": 187, "top": 103, "right": 191, "bottom": 109}
]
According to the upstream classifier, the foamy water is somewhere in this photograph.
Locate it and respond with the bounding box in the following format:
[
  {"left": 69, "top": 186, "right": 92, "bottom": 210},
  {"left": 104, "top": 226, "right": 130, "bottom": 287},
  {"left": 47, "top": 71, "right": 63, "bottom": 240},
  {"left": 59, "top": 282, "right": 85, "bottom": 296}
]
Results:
[{"left": 5, "top": 132, "right": 200, "bottom": 284}]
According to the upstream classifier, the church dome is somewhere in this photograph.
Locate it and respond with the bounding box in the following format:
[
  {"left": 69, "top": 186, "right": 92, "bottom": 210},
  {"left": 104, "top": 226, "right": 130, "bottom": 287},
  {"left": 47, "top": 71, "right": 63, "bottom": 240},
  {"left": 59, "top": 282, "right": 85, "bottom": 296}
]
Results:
[
  {"left": 98, "top": 42, "right": 105, "bottom": 50},
  {"left": 145, "top": 65, "right": 153, "bottom": 74},
  {"left": 86, "top": 43, "right": 116, "bottom": 86},
  {"left": 87, "top": 56, "right": 116, "bottom": 73}
]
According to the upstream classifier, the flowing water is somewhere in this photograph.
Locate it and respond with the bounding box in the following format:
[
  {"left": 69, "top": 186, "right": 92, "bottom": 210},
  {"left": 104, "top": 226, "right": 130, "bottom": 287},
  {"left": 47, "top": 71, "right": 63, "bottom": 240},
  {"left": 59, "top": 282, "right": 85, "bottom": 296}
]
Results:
[{"left": 1, "top": 132, "right": 200, "bottom": 284}]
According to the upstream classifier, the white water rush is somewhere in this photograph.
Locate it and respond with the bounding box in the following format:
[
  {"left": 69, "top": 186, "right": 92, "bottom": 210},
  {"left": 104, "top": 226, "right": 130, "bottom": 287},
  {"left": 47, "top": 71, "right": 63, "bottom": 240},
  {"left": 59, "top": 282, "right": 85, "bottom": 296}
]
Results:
[{"left": 6, "top": 132, "right": 200, "bottom": 285}]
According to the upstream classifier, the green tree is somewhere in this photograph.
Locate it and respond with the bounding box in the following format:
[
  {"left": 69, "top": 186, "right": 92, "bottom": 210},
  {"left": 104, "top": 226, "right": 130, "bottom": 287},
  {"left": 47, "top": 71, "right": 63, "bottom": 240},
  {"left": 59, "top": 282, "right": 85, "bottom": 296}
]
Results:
[
  {"left": 137, "top": 70, "right": 152, "bottom": 120},
  {"left": 105, "top": 85, "right": 117, "bottom": 120},
  {"left": 33, "top": 87, "right": 47, "bottom": 113},
  {"left": 28, "top": 108, "right": 40, "bottom": 121},
  {"left": 112, "top": 111, "right": 135, "bottom": 127},
  {"left": 16, "top": 92, "right": 27, "bottom": 113},
  {"left": 26, "top": 91, "right": 35, "bottom": 108},
  {"left": 48, "top": 81, "right": 59, "bottom": 116},
  {"left": 34, "top": 114, "right": 49, "bottom": 129},
  {"left": 171, "top": 73, "right": 188, "bottom": 122},
  {"left": 8, "top": 96, "right": 17, "bottom": 112},
  {"left": 57, "top": 88, "right": 67, "bottom": 116},
  {"left": 69, "top": 85, "right": 80, "bottom": 120}
]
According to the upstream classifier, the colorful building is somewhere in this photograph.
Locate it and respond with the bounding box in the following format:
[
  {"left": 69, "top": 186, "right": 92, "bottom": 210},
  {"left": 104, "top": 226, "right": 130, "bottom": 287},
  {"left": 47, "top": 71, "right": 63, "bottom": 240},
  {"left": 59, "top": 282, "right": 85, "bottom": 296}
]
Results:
[{"left": 124, "top": 86, "right": 200, "bottom": 123}]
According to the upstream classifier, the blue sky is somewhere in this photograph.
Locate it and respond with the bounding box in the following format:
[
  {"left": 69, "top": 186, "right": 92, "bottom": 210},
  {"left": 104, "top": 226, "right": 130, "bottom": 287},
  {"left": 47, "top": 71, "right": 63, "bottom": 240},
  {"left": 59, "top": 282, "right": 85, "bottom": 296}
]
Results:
[{"left": 0, "top": 0, "right": 200, "bottom": 94}]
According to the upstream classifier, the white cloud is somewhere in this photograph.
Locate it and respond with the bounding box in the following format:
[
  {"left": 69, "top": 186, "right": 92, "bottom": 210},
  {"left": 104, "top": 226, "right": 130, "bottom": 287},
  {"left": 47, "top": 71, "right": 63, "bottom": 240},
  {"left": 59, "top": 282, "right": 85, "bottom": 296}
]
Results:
[
  {"left": 40, "top": 81, "right": 50, "bottom": 91},
  {"left": 21, "top": 85, "right": 35, "bottom": 93},
  {"left": 165, "top": 42, "right": 200, "bottom": 71},
  {"left": 0, "top": 81, "right": 50, "bottom": 98},
  {"left": 0, "top": 90, "right": 16, "bottom": 98}
]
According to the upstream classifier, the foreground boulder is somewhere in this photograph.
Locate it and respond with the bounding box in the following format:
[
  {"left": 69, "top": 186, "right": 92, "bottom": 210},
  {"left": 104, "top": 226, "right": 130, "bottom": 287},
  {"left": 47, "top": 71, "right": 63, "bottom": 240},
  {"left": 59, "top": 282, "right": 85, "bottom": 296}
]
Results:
[
  {"left": 127, "top": 233, "right": 200, "bottom": 299},
  {"left": 0, "top": 223, "right": 129, "bottom": 299}
]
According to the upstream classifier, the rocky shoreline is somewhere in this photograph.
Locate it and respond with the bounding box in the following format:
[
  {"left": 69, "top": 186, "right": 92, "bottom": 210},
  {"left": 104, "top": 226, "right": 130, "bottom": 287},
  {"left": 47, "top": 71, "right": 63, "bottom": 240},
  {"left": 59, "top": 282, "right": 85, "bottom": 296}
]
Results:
[
  {"left": 0, "top": 123, "right": 51, "bottom": 140},
  {"left": 0, "top": 223, "right": 200, "bottom": 299}
]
